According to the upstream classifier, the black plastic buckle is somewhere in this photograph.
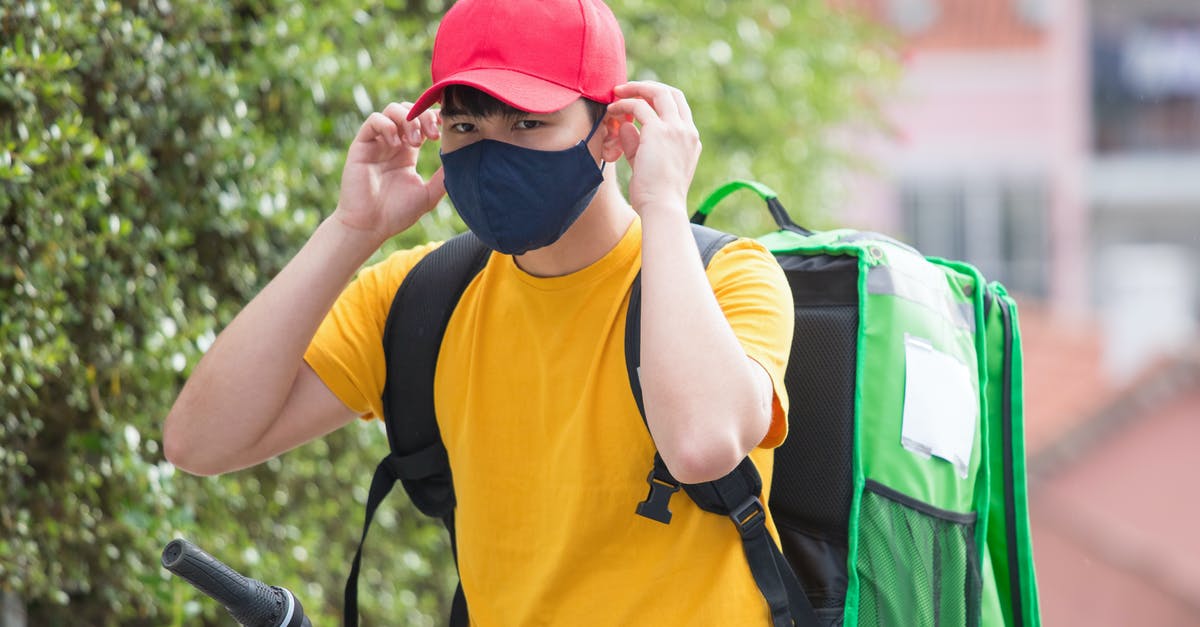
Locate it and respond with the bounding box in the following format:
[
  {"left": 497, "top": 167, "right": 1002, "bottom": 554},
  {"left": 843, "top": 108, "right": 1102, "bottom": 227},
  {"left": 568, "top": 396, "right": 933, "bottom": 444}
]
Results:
[
  {"left": 729, "top": 496, "right": 767, "bottom": 539},
  {"left": 635, "top": 469, "right": 681, "bottom": 524}
]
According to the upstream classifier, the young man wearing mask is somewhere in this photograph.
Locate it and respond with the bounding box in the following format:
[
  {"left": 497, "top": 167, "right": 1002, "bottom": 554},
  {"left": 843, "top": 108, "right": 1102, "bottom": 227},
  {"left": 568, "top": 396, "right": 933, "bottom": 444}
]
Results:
[{"left": 163, "top": 0, "right": 795, "bottom": 623}]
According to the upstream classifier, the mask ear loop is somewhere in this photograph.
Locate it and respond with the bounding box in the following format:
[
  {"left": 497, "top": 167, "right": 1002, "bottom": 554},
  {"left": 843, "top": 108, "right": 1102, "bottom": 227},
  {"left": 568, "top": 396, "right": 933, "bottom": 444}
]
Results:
[
  {"left": 584, "top": 107, "right": 607, "bottom": 142},
  {"left": 584, "top": 106, "right": 608, "bottom": 172}
]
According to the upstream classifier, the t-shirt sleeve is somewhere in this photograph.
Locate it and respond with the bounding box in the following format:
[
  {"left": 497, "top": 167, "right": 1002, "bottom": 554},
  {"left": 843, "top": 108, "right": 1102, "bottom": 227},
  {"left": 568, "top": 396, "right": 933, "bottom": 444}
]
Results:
[
  {"left": 303, "top": 241, "right": 443, "bottom": 421},
  {"left": 705, "top": 238, "right": 795, "bottom": 449}
]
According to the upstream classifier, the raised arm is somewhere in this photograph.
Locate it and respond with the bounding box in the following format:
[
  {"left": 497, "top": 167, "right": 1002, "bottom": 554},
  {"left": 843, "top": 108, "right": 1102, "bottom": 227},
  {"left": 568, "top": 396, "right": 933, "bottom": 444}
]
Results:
[
  {"left": 608, "top": 82, "right": 789, "bottom": 485},
  {"left": 163, "top": 102, "right": 444, "bottom": 476}
]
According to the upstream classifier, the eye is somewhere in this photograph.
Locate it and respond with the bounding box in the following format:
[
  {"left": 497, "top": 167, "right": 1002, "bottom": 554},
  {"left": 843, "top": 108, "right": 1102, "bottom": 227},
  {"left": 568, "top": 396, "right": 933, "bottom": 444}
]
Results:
[
  {"left": 514, "top": 119, "right": 544, "bottom": 130},
  {"left": 448, "top": 122, "right": 476, "bottom": 133}
]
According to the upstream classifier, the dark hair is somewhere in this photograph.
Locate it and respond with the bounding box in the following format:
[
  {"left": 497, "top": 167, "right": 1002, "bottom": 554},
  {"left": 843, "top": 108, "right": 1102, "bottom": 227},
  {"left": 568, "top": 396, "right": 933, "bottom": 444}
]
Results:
[{"left": 441, "top": 85, "right": 608, "bottom": 124}]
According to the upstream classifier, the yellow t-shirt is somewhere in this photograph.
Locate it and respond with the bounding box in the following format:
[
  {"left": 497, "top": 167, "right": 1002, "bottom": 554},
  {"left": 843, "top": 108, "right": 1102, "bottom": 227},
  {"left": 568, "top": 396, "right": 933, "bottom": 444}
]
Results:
[{"left": 305, "top": 218, "right": 795, "bottom": 625}]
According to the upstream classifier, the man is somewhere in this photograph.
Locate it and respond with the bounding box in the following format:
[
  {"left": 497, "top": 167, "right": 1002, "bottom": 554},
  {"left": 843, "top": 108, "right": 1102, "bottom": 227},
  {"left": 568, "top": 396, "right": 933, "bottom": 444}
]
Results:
[{"left": 163, "top": 0, "right": 794, "bottom": 623}]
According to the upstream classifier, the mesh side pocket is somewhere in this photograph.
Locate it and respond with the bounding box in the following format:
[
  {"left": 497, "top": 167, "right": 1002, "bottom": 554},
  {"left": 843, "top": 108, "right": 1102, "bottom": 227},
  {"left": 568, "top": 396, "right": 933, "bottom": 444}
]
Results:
[{"left": 856, "top": 480, "right": 981, "bottom": 627}]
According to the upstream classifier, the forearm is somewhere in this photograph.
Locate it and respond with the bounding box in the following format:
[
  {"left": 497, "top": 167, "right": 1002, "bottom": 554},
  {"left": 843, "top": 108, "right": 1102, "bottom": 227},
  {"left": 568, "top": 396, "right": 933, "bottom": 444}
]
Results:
[
  {"left": 163, "top": 216, "right": 382, "bottom": 472},
  {"left": 638, "top": 205, "right": 771, "bottom": 484}
]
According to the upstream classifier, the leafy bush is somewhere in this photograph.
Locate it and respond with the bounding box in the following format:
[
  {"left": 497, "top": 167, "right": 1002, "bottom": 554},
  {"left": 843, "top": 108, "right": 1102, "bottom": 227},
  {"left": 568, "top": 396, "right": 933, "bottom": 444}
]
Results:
[{"left": 0, "top": 1, "right": 890, "bottom": 624}]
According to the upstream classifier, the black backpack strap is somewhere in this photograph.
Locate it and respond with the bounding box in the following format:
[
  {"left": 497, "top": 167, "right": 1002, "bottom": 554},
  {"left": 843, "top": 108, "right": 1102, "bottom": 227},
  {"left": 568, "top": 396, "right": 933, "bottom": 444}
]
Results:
[
  {"left": 682, "top": 462, "right": 820, "bottom": 627},
  {"left": 626, "top": 223, "right": 735, "bottom": 526},
  {"left": 345, "top": 231, "right": 491, "bottom": 627},
  {"left": 381, "top": 231, "right": 491, "bottom": 516},
  {"left": 445, "top": 510, "right": 469, "bottom": 627},
  {"left": 626, "top": 224, "right": 820, "bottom": 627},
  {"left": 345, "top": 455, "right": 408, "bottom": 627}
]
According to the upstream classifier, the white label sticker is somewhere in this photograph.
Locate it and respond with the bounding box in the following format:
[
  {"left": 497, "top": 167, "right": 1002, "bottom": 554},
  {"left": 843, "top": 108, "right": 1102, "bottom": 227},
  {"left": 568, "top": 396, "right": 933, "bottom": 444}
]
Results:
[{"left": 900, "top": 334, "right": 978, "bottom": 479}]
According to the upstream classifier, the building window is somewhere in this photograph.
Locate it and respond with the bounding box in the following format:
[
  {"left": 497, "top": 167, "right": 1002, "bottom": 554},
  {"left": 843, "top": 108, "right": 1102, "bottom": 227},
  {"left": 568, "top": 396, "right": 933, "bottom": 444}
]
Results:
[
  {"left": 1093, "top": 19, "right": 1200, "bottom": 154},
  {"left": 899, "top": 176, "right": 1049, "bottom": 298}
]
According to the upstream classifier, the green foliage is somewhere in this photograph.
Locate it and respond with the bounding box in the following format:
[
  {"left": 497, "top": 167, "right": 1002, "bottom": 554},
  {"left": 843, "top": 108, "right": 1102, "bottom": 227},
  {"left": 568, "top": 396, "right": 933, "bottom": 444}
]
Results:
[
  {"left": 0, "top": 0, "right": 891, "bottom": 624},
  {"left": 1, "top": 2, "right": 455, "bottom": 624},
  {"left": 617, "top": 0, "right": 896, "bottom": 234}
]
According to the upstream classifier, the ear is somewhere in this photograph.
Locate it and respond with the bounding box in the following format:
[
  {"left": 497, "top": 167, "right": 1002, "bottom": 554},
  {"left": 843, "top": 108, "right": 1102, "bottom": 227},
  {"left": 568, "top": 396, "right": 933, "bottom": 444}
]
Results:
[{"left": 600, "top": 113, "right": 624, "bottom": 163}]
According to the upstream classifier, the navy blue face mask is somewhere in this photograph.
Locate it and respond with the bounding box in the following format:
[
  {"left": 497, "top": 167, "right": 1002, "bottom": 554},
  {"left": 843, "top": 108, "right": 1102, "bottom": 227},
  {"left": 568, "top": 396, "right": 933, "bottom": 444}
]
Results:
[{"left": 440, "top": 114, "right": 606, "bottom": 255}]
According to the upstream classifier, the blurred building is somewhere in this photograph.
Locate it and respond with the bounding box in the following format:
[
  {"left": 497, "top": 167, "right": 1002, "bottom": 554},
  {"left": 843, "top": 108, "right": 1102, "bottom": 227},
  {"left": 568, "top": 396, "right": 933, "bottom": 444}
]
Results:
[
  {"left": 837, "top": 0, "right": 1200, "bottom": 624},
  {"left": 839, "top": 0, "right": 1088, "bottom": 312},
  {"left": 1022, "top": 309, "right": 1200, "bottom": 625}
]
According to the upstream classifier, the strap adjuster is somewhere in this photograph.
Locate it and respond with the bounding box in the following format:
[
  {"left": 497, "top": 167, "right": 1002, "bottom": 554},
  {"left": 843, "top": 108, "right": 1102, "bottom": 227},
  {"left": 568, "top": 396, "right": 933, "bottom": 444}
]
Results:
[
  {"left": 382, "top": 444, "right": 450, "bottom": 481},
  {"left": 729, "top": 496, "right": 767, "bottom": 539}
]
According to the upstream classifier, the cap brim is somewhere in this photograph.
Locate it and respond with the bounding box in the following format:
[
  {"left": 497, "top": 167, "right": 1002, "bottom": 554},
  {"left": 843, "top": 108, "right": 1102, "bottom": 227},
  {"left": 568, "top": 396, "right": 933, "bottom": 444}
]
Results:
[{"left": 407, "top": 68, "right": 582, "bottom": 120}]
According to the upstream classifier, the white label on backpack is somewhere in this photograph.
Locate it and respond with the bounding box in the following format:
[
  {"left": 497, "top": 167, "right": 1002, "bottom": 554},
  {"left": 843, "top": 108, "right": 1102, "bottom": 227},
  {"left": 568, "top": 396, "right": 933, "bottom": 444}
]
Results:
[{"left": 900, "top": 334, "right": 977, "bottom": 479}]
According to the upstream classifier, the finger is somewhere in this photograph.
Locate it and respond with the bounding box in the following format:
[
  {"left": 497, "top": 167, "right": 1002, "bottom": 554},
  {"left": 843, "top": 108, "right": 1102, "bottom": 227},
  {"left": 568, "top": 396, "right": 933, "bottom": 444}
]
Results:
[
  {"left": 614, "top": 81, "right": 678, "bottom": 118},
  {"left": 356, "top": 112, "right": 402, "bottom": 146},
  {"left": 381, "top": 102, "right": 424, "bottom": 146},
  {"left": 417, "top": 108, "right": 440, "bottom": 141},
  {"left": 669, "top": 86, "right": 693, "bottom": 126},
  {"left": 606, "top": 98, "right": 659, "bottom": 128},
  {"left": 381, "top": 101, "right": 414, "bottom": 124},
  {"left": 613, "top": 81, "right": 680, "bottom": 121},
  {"left": 425, "top": 166, "right": 446, "bottom": 207}
]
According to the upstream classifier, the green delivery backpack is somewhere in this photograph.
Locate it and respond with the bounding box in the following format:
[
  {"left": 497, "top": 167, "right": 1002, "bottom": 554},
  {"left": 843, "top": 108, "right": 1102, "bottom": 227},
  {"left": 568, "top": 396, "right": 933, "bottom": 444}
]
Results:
[
  {"left": 689, "top": 180, "right": 1042, "bottom": 626},
  {"left": 344, "top": 180, "right": 1042, "bottom": 627}
]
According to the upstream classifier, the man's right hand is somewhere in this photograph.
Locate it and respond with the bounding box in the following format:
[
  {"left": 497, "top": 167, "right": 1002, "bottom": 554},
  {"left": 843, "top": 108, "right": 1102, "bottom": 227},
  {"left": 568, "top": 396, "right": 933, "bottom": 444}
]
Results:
[
  {"left": 334, "top": 102, "right": 445, "bottom": 245},
  {"left": 165, "top": 103, "right": 446, "bottom": 476}
]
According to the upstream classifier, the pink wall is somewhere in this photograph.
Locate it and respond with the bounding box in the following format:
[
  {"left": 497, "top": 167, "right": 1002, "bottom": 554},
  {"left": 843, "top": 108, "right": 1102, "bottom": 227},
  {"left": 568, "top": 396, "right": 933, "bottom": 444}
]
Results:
[{"left": 843, "top": 0, "right": 1089, "bottom": 317}]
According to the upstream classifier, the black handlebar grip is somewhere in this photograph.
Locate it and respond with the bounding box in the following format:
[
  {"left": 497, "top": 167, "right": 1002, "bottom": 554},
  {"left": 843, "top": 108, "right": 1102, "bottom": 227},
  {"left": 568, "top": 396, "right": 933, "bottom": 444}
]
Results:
[{"left": 162, "top": 539, "right": 310, "bottom": 627}]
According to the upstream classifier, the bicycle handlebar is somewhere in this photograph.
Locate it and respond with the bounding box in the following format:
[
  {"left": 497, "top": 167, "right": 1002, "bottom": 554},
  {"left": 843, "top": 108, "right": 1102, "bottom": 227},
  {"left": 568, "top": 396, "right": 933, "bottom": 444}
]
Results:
[{"left": 162, "top": 538, "right": 312, "bottom": 627}]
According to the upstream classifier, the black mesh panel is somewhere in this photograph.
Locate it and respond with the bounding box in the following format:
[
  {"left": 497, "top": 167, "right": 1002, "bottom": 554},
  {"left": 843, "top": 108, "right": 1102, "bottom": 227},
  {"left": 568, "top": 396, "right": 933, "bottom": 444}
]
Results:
[{"left": 769, "top": 253, "right": 859, "bottom": 614}]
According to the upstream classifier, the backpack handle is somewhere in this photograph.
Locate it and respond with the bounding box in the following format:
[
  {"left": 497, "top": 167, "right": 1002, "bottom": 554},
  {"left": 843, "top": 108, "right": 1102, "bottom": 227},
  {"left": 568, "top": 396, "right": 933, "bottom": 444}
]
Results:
[{"left": 690, "top": 179, "right": 812, "bottom": 235}]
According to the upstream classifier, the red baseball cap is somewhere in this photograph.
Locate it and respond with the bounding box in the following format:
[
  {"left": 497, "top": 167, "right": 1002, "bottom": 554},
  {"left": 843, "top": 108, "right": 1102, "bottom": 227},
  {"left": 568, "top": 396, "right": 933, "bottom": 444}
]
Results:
[{"left": 406, "top": 0, "right": 627, "bottom": 120}]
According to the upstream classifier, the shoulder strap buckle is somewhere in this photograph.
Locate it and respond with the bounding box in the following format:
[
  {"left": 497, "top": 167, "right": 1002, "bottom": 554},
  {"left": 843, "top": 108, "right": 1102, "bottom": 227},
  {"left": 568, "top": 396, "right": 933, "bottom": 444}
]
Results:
[
  {"left": 729, "top": 496, "right": 767, "bottom": 539},
  {"left": 635, "top": 465, "right": 681, "bottom": 525}
]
